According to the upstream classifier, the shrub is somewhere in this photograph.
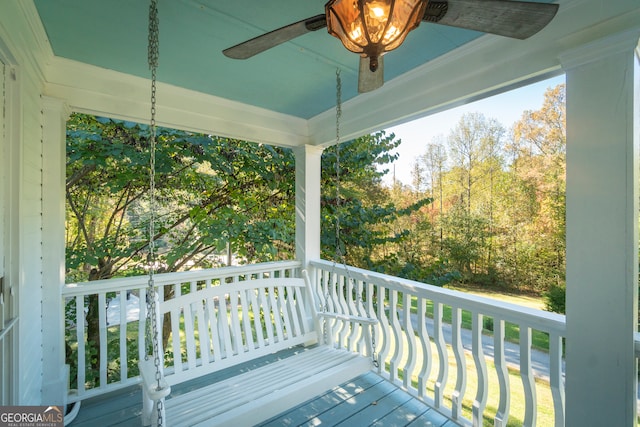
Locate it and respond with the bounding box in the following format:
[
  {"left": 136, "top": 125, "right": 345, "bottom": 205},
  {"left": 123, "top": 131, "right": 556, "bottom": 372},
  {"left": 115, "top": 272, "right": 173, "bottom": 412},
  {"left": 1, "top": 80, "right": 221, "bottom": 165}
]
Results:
[{"left": 544, "top": 284, "right": 566, "bottom": 314}]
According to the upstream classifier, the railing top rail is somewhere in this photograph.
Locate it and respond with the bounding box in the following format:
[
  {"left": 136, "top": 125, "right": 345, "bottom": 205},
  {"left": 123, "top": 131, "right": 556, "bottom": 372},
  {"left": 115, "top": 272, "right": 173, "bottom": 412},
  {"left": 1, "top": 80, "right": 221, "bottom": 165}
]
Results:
[
  {"left": 310, "top": 259, "right": 566, "bottom": 334},
  {"left": 62, "top": 260, "right": 302, "bottom": 296}
]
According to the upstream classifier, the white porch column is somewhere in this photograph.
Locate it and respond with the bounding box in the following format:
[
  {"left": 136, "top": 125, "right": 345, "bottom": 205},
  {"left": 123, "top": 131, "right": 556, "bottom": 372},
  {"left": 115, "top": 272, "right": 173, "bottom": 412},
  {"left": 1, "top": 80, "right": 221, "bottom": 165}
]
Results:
[
  {"left": 561, "top": 30, "right": 640, "bottom": 427},
  {"left": 41, "top": 96, "right": 70, "bottom": 405},
  {"left": 294, "top": 145, "right": 324, "bottom": 268}
]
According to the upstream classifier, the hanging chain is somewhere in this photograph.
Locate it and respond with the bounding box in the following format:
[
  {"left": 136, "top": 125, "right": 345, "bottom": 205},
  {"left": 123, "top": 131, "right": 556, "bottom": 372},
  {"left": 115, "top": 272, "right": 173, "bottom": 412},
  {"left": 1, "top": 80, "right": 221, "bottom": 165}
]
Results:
[
  {"left": 334, "top": 69, "right": 344, "bottom": 265},
  {"left": 330, "top": 70, "right": 378, "bottom": 368},
  {"left": 323, "top": 70, "right": 344, "bottom": 347},
  {"left": 146, "top": 0, "right": 164, "bottom": 425}
]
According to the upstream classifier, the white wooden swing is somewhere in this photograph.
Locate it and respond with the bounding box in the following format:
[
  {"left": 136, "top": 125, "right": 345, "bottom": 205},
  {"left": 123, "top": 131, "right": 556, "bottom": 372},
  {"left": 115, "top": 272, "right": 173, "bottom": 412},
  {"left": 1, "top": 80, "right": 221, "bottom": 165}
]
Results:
[{"left": 139, "top": 3, "right": 377, "bottom": 426}]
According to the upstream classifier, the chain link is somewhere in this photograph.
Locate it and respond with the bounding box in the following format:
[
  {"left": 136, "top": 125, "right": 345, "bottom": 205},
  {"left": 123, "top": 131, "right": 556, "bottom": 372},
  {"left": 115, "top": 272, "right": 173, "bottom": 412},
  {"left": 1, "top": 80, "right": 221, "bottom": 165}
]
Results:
[{"left": 146, "top": 0, "right": 164, "bottom": 425}]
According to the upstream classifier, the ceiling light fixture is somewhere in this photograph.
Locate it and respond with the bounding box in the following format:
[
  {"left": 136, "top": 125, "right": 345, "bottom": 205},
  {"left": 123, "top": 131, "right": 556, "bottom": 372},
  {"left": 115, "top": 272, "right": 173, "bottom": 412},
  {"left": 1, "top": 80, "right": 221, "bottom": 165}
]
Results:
[{"left": 325, "top": 0, "right": 427, "bottom": 72}]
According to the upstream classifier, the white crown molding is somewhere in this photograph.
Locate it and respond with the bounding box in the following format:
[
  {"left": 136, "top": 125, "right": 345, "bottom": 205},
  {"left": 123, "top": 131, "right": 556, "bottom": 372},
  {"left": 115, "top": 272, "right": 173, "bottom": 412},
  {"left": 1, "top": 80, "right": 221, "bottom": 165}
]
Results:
[
  {"left": 44, "top": 56, "right": 311, "bottom": 148},
  {"left": 559, "top": 28, "right": 640, "bottom": 71},
  {"left": 0, "top": 1, "right": 53, "bottom": 85}
]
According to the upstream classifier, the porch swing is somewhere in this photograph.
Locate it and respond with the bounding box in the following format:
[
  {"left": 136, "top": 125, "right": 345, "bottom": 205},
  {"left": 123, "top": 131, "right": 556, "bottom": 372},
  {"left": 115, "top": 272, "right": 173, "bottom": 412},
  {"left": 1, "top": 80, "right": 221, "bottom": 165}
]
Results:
[{"left": 138, "top": 2, "right": 378, "bottom": 426}]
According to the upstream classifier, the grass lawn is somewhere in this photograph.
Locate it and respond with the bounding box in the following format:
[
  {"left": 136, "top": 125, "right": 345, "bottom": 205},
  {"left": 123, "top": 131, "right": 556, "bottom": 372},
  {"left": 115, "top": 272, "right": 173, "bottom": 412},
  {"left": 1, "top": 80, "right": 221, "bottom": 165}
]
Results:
[{"left": 445, "top": 284, "right": 545, "bottom": 310}]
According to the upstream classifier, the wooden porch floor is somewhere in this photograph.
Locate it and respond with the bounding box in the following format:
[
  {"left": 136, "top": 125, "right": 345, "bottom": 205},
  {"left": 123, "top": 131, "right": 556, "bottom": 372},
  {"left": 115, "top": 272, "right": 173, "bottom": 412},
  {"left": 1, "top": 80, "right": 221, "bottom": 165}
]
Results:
[{"left": 68, "top": 348, "right": 459, "bottom": 427}]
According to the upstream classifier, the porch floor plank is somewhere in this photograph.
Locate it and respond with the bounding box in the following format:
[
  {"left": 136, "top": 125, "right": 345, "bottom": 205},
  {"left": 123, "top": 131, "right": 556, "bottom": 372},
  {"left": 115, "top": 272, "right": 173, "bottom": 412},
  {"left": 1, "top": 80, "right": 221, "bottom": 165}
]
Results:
[{"left": 68, "top": 348, "right": 459, "bottom": 427}]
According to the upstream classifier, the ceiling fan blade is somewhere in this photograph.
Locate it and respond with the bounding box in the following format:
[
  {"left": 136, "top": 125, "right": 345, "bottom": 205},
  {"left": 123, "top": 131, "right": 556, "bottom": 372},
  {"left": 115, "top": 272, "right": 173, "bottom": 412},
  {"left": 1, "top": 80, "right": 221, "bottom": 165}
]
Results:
[
  {"left": 358, "top": 56, "right": 384, "bottom": 93},
  {"left": 426, "top": 0, "right": 559, "bottom": 40},
  {"left": 223, "top": 14, "right": 327, "bottom": 59}
]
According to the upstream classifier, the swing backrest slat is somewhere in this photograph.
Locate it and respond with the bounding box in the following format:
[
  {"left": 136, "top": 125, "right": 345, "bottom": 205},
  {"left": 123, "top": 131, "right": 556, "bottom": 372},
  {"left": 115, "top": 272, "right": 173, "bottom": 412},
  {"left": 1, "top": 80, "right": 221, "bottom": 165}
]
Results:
[{"left": 158, "top": 277, "right": 317, "bottom": 386}]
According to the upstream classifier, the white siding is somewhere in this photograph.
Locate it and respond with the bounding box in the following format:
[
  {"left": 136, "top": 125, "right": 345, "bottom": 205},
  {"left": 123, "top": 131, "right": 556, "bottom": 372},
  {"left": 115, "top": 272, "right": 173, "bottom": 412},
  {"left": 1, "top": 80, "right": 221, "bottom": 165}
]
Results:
[
  {"left": 19, "top": 68, "right": 44, "bottom": 405},
  {"left": 0, "top": 1, "right": 50, "bottom": 405}
]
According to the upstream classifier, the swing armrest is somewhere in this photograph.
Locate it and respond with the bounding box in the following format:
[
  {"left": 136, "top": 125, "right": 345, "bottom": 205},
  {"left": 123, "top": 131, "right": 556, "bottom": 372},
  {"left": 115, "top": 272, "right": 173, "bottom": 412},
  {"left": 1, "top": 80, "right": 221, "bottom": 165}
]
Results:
[
  {"left": 139, "top": 357, "right": 171, "bottom": 401},
  {"left": 316, "top": 312, "right": 378, "bottom": 326}
]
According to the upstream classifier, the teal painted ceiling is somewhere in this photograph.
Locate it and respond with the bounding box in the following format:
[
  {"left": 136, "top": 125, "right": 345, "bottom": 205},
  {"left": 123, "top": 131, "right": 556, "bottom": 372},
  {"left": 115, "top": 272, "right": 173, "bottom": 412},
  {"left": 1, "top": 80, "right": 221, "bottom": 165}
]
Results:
[{"left": 34, "top": 0, "right": 521, "bottom": 119}]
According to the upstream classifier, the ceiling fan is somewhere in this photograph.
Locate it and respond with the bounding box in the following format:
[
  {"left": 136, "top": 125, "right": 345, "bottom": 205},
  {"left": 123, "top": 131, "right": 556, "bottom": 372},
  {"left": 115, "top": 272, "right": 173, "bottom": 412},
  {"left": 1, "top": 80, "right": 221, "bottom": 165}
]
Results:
[{"left": 223, "top": 0, "right": 559, "bottom": 93}]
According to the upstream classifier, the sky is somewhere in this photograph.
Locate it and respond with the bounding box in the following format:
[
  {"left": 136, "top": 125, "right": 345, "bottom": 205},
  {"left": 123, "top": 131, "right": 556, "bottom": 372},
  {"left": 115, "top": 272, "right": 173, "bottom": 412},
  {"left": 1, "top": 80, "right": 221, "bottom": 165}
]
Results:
[{"left": 382, "top": 74, "right": 566, "bottom": 187}]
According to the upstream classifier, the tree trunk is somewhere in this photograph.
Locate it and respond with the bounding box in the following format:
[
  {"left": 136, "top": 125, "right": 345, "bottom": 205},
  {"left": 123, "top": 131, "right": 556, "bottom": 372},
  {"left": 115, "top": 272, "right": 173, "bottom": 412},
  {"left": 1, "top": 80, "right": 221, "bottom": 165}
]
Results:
[{"left": 86, "top": 268, "right": 102, "bottom": 381}]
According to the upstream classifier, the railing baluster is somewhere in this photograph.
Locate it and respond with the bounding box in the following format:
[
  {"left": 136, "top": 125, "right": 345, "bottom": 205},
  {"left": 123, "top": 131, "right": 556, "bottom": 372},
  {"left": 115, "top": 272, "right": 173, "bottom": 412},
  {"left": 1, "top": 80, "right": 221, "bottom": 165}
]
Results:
[
  {"left": 388, "top": 289, "right": 403, "bottom": 384},
  {"left": 139, "top": 288, "right": 147, "bottom": 362},
  {"left": 451, "top": 307, "right": 466, "bottom": 419},
  {"left": 328, "top": 272, "right": 342, "bottom": 345},
  {"left": 367, "top": 281, "right": 380, "bottom": 370},
  {"left": 493, "top": 318, "right": 510, "bottom": 427},
  {"left": 339, "top": 275, "right": 352, "bottom": 346},
  {"left": 352, "top": 279, "right": 364, "bottom": 353},
  {"left": 402, "top": 292, "right": 417, "bottom": 392},
  {"left": 119, "top": 290, "right": 128, "bottom": 381},
  {"left": 416, "top": 296, "right": 432, "bottom": 400},
  {"left": 98, "top": 293, "right": 108, "bottom": 387},
  {"left": 377, "top": 285, "right": 391, "bottom": 375},
  {"left": 472, "top": 313, "right": 488, "bottom": 427},
  {"left": 346, "top": 278, "right": 359, "bottom": 351},
  {"left": 550, "top": 331, "right": 565, "bottom": 427},
  {"left": 433, "top": 302, "right": 448, "bottom": 409},
  {"left": 520, "top": 325, "right": 536, "bottom": 427},
  {"left": 76, "top": 295, "right": 86, "bottom": 394}
]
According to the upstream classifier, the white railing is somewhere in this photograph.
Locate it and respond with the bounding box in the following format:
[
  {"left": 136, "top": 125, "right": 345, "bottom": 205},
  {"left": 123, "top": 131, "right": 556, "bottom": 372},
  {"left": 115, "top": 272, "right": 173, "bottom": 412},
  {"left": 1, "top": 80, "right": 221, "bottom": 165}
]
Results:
[
  {"left": 309, "top": 259, "right": 567, "bottom": 427},
  {"left": 62, "top": 260, "right": 301, "bottom": 402}
]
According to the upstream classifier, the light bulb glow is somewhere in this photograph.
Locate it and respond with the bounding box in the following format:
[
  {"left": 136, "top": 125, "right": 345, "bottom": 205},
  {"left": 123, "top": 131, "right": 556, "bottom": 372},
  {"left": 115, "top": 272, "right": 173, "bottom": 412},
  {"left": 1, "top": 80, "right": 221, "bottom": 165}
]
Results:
[{"left": 326, "top": 0, "right": 426, "bottom": 63}]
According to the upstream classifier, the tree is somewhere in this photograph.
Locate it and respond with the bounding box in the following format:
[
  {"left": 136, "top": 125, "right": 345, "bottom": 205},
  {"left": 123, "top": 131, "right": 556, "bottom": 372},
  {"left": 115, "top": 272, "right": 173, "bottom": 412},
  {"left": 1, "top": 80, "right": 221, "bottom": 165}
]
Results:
[
  {"left": 66, "top": 113, "right": 296, "bottom": 377},
  {"left": 511, "top": 84, "right": 566, "bottom": 291},
  {"left": 418, "top": 140, "right": 447, "bottom": 250},
  {"left": 66, "top": 114, "right": 296, "bottom": 282},
  {"left": 393, "top": 84, "right": 566, "bottom": 292},
  {"left": 321, "top": 131, "right": 431, "bottom": 269},
  {"left": 447, "top": 113, "right": 505, "bottom": 214}
]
